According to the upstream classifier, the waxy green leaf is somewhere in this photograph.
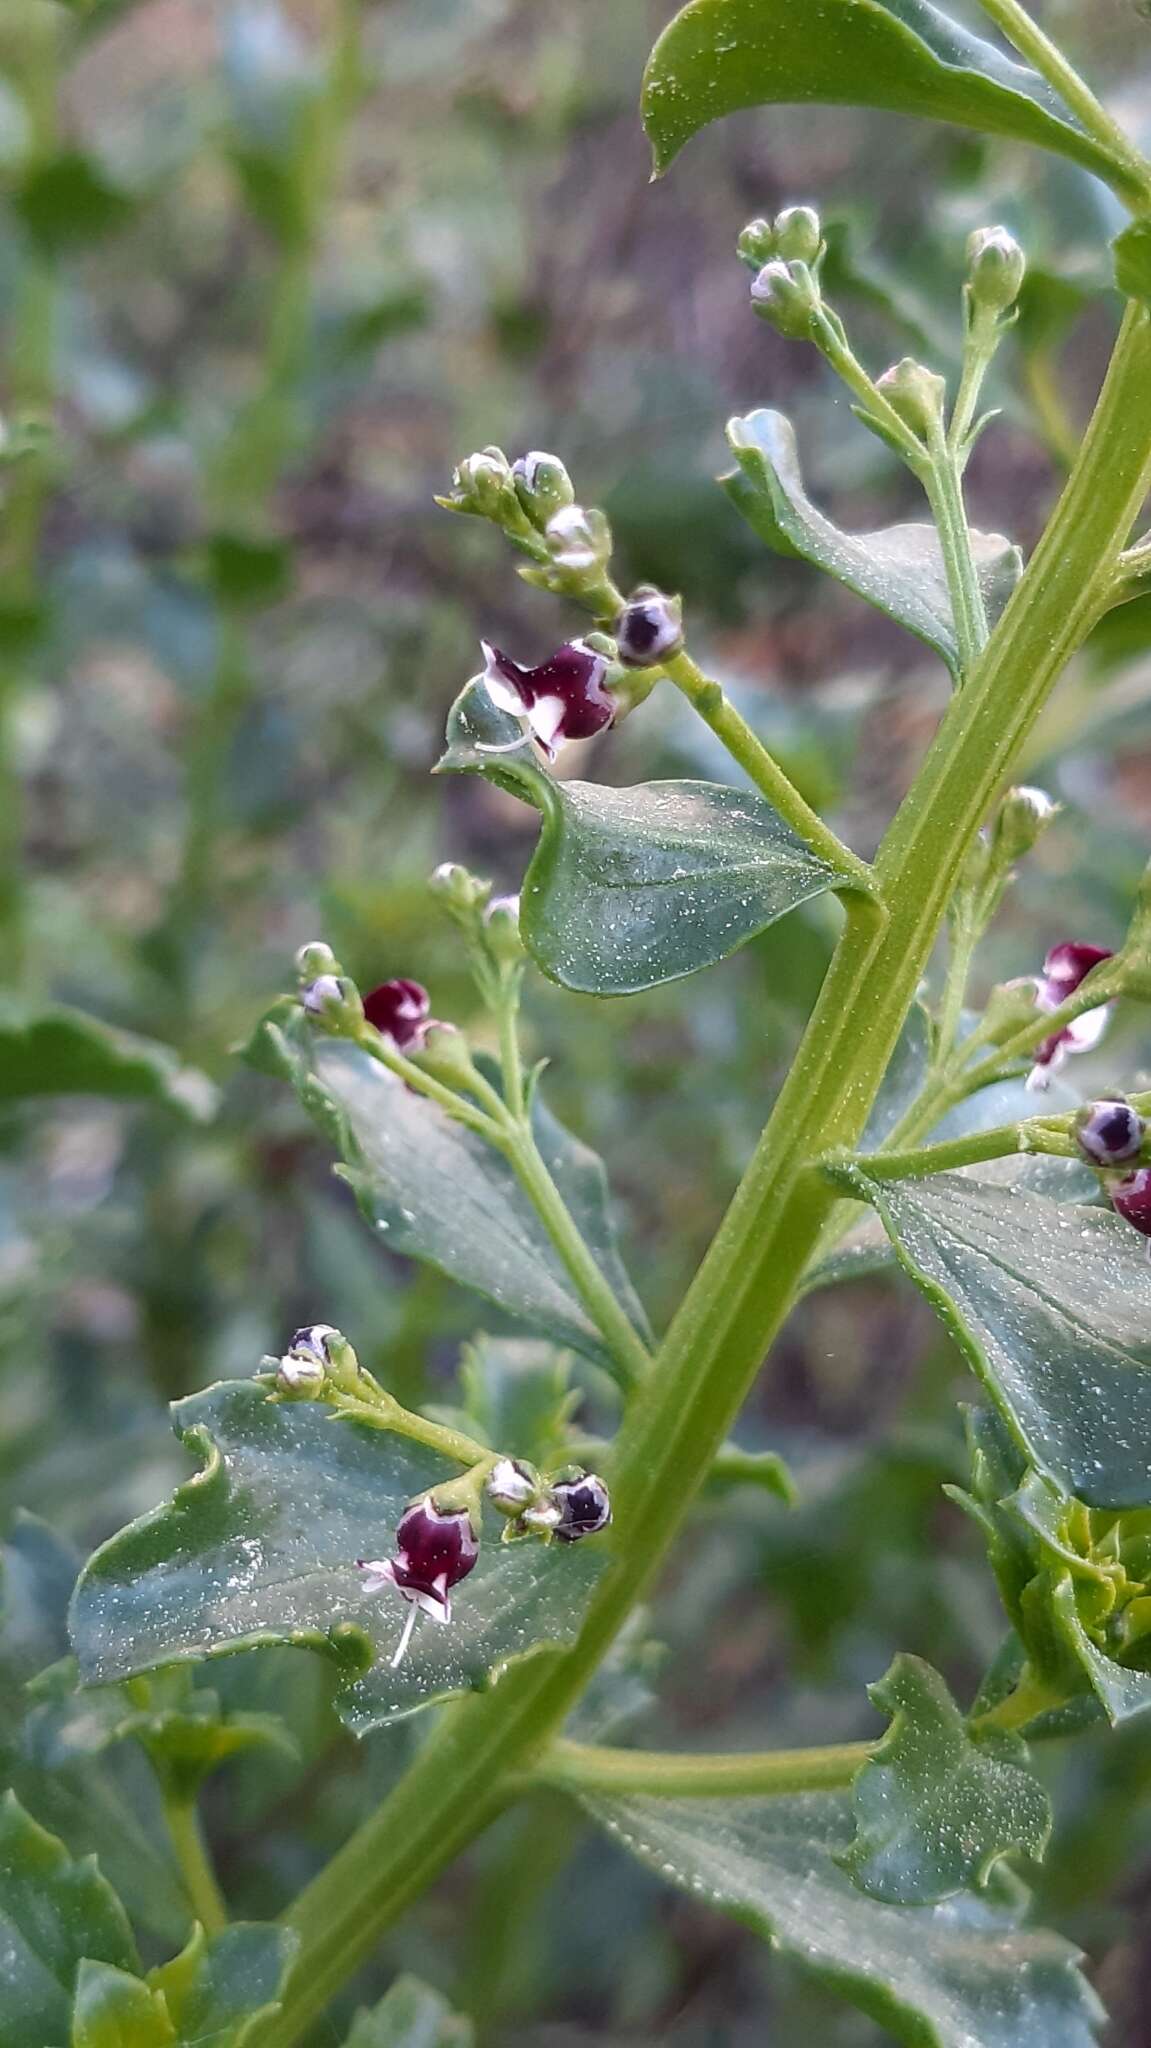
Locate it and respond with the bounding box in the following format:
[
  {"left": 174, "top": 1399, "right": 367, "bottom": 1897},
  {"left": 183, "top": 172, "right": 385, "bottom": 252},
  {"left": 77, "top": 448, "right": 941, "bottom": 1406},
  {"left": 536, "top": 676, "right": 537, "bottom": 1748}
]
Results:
[
  {"left": 842, "top": 1653, "right": 1051, "bottom": 1904},
  {"left": 70, "top": 1381, "right": 608, "bottom": 1734},
  {"left": 840, "top": 1168, "right": 1151, "bottom": 1508},
  {"left": 155, "top": 1923, "right": 297, "bottom": 2047},
  {"left": 642, "top": 0, "right": 1127, "bottom": 192},
  {"left": 581, "top": 1788, "right": 1101, "bottom": 2047},
  {"left": 246, "top": 1003, "right": 649, "bottom": 1373},
  {"left": 437, "top": 678, "right": 850, "bottom": 995},
  {"left": 71, "top": 1960, "right": 175, "bottom": 2048},
  {"left": 24, "top": 1659, "right": 296, "bottom": 1794},
  {"left": 724, "top": 411, "right": 1022, "bottom": 679},
  {"left": 0, "top": 1005, "right": 217, "bottom": 1120},
  {"left": 343, "top": 1976, "right": 474, "bottom": 2048},
  {"left": 0, "top": 1793, "right": 138, "bottom": 2048}
]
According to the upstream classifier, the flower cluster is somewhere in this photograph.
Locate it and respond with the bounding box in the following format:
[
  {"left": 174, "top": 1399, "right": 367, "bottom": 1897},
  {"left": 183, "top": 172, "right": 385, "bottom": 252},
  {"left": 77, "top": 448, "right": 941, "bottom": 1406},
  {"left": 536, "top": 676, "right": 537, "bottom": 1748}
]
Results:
[
  {"left": 1027, "top": 940, "right": 1114, "bottom": 1088},
  {"left": 359, "top": 1464, "right": 612, "bottom": 1667}
]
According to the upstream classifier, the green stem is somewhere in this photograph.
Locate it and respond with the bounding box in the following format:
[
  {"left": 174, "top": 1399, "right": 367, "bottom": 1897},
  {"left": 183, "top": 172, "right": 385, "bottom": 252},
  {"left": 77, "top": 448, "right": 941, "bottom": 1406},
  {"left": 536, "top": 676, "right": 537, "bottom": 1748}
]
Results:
[
  {"left": 331, "top": 1390, "right": 495, "bottom": 1471},
  {"left": 162, "top": 1786, "right": 228, "bottom": 1936},
  {"left": 972, "top": 0, "right": 1151, "bottom": 208},
  {"left": 537, "top": 1737, "right": 874, "bottom": 1800},
  {"left": 0, "top": 4, "right": 60, "bottom": 978},
  {"left": 661, "top": 648, "right": 878, "bottom": 896},
  {"left": 923, "top": 419, "right": 989, "bottom": 674},
  {"left": 835, "top": 1118, "right": 1073, "bottom": 1184},
  {"left": 500, "top": 1124, "right": 653, "bottom": 1389},
  {"left": 949, "top": 310, "right": 997, "bottom": 461},
  {"left": 251, "top": 299, "right": 1151, "bottom": 2048}
]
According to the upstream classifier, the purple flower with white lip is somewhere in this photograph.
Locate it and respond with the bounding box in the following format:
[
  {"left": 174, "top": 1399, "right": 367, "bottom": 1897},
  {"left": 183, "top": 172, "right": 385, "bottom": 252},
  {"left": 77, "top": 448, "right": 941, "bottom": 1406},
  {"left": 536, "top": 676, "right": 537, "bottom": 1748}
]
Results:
[
  {"left": 479, "top": 639, "right": 615, "bottom": 759},
  {"left": 358, "top": 1496, "right": 480, "bottom": 1667},
  {"left": 361, "top": 978, "right": 435, "bottom": 1052},
  {"left": 1027, "top": 940, "right": 1114, "bottom": 1089}
]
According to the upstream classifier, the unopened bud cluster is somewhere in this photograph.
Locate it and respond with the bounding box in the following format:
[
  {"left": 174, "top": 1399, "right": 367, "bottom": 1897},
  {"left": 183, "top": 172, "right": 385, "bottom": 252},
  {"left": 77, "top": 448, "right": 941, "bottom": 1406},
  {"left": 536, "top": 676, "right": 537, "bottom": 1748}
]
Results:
[
  {"left": 485, "top": 1457, "right": 612, "bottom": 1544},
  {"left": 739, "top": 206, "right": 825, "bottom": 342},
  {"left": 429, "top": 860, "right": 526, "bottom": 979},
  {"left": 440, "top": 442, "right": 616, "bottom": 609},
  {"left": 269, "top": 1322, "right": 362, "bottom": 1398}
]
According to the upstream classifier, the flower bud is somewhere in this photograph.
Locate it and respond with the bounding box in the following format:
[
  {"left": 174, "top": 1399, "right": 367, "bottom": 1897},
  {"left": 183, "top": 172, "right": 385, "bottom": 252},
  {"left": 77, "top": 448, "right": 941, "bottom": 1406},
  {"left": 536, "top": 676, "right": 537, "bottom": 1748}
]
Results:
[
  {"left": 447, "top": 446, "right": 517, "bottom": 521},
  {"left": 429, "top": 864, "right": 492, "bottom": 926},
  {"left": 552, "top": 1472, "right": 612, "bottom": 1543},
  {"left": 875, "top": 358, "right": 947, "bottom": 440},
  {"left": 749, "top": 259, "right": 820, "bottom": 340},
  {"left": 737, "top": 217, "right": 775, "bottom": 270},
  {"left": 411, "top": 1021, "right": 476, "bottom": 1088},
  {"left": 295, "top": 939, "right": 339, "bottom": 980},
  {"left": 991, "top": 786, "right": 1058, "bottom": 867},
  {"left": 300, "top": 974, "right": 364, "bottom": 1033},
  {"left": 772, "top": 205, "right": 822, "bottom": 266},
  {"left": 275, "top": 1322, "right": 343, "bottom": 1395},
  {"left": 511, "top": 450, "right": 575, "bottom": 528},
  {"left": 486, "top": 1458, "right": 539, "bottom": 1514},
  {"left": 482, "top": 894, "right": 525, "bottom": 967},
  {"left": 544, "top": 503, "right": 612, "bottom": 577},
  {"left": 967, "top": 226, "right": 1026, "bottom": 315},
  {"left": 1076, "top": 1099, "right": 1146, "bottom": 1168},
  {"left": 1109, "top": 1166, "right": 1151, "bottom": 1239},
  {"left": 615, "top": 586, "right": 684, "bottom": 670}
]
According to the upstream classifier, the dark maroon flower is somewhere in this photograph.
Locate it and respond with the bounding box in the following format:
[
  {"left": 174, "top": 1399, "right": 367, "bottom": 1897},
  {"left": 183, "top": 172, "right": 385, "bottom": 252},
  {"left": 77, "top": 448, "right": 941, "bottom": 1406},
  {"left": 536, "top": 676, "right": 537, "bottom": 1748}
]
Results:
[
  {"left": 552, "top": 1473, "right": 612, "bottom": 1544},
  {"left": 1028, "top": 940, "right": 1115, "bottom": 1088},
  {"left": 1076, "top": 1100, "right": 1145, "bottom": 1169},
  {"left": 1109, "top": 1167, "right": 1151, "bottom": 1242},
  {"left": 359, "top": 1496, "right": 480, "bottom": 1666},
  {"left": 479, "top": 639, "right": 614, "bottom": 759},
  {"left": 362, "top": 978, "right": 433, "bottom": 1052}
]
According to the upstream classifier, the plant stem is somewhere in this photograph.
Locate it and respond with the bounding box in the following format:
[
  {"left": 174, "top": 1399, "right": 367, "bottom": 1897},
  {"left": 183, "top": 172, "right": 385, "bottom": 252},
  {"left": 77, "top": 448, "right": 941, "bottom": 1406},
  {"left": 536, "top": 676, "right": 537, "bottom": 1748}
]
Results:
[
  {"left": 923, "top": 420, "right": 989, "bottom": 674},
  {"left": 537, "top": 1737, "right": 874, "bottom": 1800},
  {"left": 500, "top": 1124, "right": 653, "bottom": 1389},
  {"left": 0, "top": 4, "right": 60, "bottom": 979},
  {"left": 660, "top": 649, "right": 878, "bottom": 896},
  {"left": 972, "top": 0, "right": 1151, "bottom": 209},
  {"left": 834, "top": 1118, "right": 1074, "bottom": 1184},
  {"left": 251, "top": 301, "right": 1151, "bottom": 2048},
  {"left": 162, "top": 1785, "right": 228, "bottom": 1936},
  {"left": 332, "top": 1391, "right": 495, "bottom": 1471}
]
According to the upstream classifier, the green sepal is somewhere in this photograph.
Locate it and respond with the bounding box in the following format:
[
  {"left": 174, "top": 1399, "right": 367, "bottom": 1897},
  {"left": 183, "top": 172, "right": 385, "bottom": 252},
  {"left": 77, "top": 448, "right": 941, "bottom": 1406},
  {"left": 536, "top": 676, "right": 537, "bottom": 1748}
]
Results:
[{"left": 70, "top": 1960, "right": 175, "bottom": 2048}]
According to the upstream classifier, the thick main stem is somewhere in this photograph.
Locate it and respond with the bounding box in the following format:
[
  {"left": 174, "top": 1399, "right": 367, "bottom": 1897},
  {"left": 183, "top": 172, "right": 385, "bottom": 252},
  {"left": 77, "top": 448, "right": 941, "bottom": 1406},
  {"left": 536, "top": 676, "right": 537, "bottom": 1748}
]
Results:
[
  {"left": 972, "top": 0, "right": 1151, "bottom": 207},
  {"left": 253, "top": 303, "right": 1151, "bottom": 2048}
]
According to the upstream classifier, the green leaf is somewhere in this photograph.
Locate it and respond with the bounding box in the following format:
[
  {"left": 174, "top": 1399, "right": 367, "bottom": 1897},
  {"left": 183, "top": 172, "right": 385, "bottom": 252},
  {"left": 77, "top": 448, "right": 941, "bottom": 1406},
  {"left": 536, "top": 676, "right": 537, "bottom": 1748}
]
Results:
[
  {"left": 342, "top": 1975, "right": 474, "bottom": 2048},
  {"left": 456, "top": 1336, "right": 578, "bottom": 1471},
  {"left": 71, "top": 1961, "right": 174, "bottom": 2048},
  {"left": 1114, "top": 220, "right": 1151, "bottom": 304},
  {"left": 0, "top": 1005, "right": 217, "bottom": 1120},
  {"left": 723, "top": 410, "right": 1022, "bottom": 680},
  {"left": 246, "top": 1004, "right": 649, "bottom": 1373},
  {"left": 838, "top": 1167, "right": 1151, "bottom": 1508},
  {"left": 1048, "top": 1574, "right": 1151, "bottom": 1726},
  {"left": 437, "top": 678, "right": 848, "bottom": 995},
  {"left": 581, "top": 1787, "right": 1100, "bottom": 2047},
  {"left": 15, "top": 150, "right": 136, "bottom": 256},
  {"left": 0, "top": 1793, "right": 138, "bottom": 2048},
  {"left": 158, "top": 1924, "right": 297, "bottom": 2048},
  {"left": 70, "top": 1381, "right": 609, "bottom": 1735},
  {"left": 24, "top": 1659, "right": 297, "bottom": 1796},
  {"left": 842, "top": 1653, "right": 1050, "bottom": 1904},
  {"left": 642, "top": 0, "right": 1127, "bottom": 192}
]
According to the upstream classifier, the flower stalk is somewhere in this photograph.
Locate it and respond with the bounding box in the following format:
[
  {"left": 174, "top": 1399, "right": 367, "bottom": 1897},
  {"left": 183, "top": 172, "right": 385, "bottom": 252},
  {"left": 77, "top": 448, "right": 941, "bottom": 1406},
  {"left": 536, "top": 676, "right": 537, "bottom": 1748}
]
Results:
[{"left": 250, "top": 294, "right": 1151, "bottom": 2048}]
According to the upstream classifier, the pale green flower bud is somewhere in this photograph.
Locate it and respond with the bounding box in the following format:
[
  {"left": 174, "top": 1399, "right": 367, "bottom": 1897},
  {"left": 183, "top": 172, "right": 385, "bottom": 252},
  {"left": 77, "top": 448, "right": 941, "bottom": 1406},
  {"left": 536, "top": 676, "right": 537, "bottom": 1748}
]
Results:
[
  {"left": 749, "top": 260, "right": 820, "bottom": 340},
  {"left": 511, "top": 450, "right": 575, "bottom": 528},
  {"left": 875, "top": 357, "right": 947, "bottom": 440},
  {"left": 967, "top": 226, "right": 1026, "bottom": 315}
]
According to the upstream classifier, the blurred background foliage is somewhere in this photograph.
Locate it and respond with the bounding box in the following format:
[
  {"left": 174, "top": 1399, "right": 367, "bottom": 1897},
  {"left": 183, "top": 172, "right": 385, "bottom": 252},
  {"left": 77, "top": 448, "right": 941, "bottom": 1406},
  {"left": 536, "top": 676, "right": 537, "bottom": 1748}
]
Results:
[{"left": 4, "top": 0, "right": 1151, "bottom": 2039}]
